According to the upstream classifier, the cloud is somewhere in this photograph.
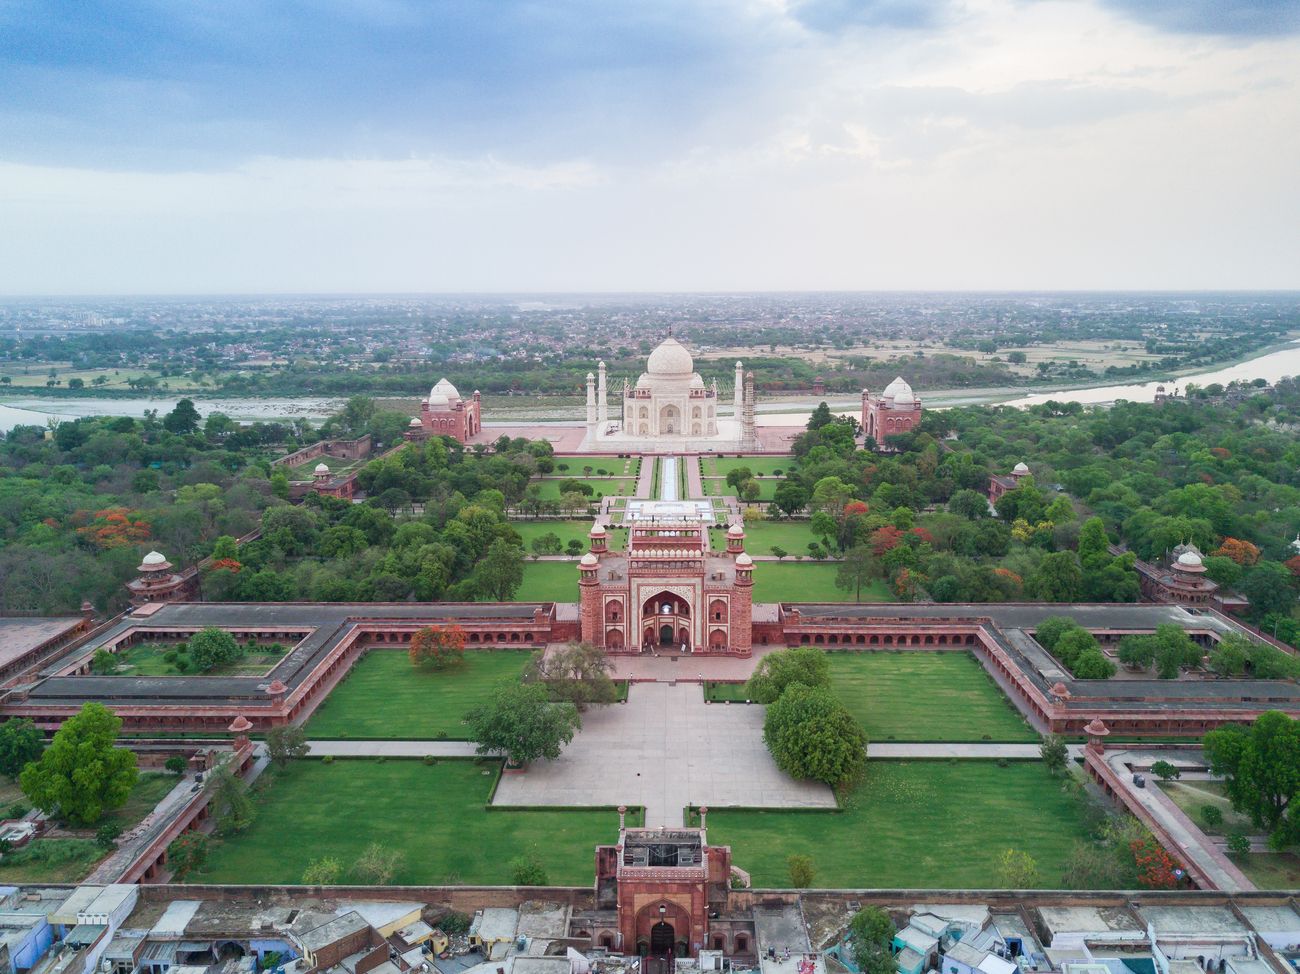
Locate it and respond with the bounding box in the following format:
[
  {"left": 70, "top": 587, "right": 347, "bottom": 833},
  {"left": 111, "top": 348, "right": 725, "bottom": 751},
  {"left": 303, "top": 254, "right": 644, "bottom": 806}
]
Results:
[
  {"left": 1095, "top": 0, "right": 1300, "bottom": 36},
  {"left": 788, "top": 0, "right": 950, "bottom": 32}
]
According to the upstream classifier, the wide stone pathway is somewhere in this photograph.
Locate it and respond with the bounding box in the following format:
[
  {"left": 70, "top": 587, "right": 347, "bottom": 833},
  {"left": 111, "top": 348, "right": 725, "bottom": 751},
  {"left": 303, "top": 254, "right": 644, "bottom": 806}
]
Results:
[{"left": 489, "top": 681, "right": 837, "bottom": 827}]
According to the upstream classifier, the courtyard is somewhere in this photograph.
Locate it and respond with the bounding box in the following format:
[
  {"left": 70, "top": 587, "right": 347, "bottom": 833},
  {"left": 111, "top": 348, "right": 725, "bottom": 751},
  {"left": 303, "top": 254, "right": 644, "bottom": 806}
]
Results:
[
  {"left": 707, "top": 651, "right": 1038, "bottom": 742},
  {"left": 304, "top": 649, "right": 533, "bottom": 739},
  {"left": 701, "top": 759, "right": 1091, "bottom": 888},
  {"left": 198, "top": 759, "right": 628, "bottom": 886}
]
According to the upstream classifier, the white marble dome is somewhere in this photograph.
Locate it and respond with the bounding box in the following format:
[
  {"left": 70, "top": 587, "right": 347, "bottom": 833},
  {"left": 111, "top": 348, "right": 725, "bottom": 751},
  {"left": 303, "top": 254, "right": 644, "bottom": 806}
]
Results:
[
  {"left": 314, "top": 462, "right": 330, "bottom": 474},
  {"left": 589, "top": 521, "right": 606, "bottom": 536},
  {"left": 426, "top": 393, "right": 450, "bottom": 410},
  {"left": 1177, "top": 550, "right": 1204, "bottom": 569},
  {"left": 883, "top": 376, "right": 915, "bottom": 406},
  {"left": 646, "top": 337, "right": 694, "bottom": 377},
  {"left": 141, "top": 550, "right": 167, "bottom": 567},
  {"left": 735, "top": 552, "right": 753, "bottom": 567},
  {"left": 430, "top": 377, "right": 460, "bottom": 401},
  {"left": 579, "top": 552, "right": 599, "bottom": 568},
  {"left": 727, "top": 522, "right": 745, "bottom": 537},
  {"left": 1013, "top": 462, "right": 1030, "bottom": 474}
]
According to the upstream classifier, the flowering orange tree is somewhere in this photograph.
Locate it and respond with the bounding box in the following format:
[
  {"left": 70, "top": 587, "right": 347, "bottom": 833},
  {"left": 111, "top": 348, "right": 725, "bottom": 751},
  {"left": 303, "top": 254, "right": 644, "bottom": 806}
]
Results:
[
  {"left": 1130, "top": 837, "right": 1183, "bottom": 888},
  {"left": 74, "top": 508, "right": 150, "bottom": 550},
  {"left": 1213, "top": 538, "right": 1260, "bottom": 566},
  {"left": 409, "top": 624, "right": 467, "bottom": 670}
]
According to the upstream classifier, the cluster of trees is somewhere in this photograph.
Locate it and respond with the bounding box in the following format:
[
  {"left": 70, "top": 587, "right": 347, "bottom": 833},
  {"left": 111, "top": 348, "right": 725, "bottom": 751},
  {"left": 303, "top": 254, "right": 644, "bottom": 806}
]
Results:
[
  {"left": 1204, "top": 711, "right": 1300, "bottom": 850},
  {"left": 749, "top": 648, "right": 866, "bottom": 790},
  {"left": 1033, "top": 618, "right": 1117, "bottom": 680}
]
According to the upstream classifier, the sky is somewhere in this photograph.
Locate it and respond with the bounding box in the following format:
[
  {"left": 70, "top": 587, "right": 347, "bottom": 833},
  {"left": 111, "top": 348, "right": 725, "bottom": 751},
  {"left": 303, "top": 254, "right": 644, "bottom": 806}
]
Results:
[{"left": 1, "top": 0, "right": 1298, "bottom": 294}]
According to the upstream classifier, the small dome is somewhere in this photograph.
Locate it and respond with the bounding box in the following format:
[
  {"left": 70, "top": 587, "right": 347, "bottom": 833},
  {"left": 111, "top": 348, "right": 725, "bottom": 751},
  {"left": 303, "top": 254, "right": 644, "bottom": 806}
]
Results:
[
  {"left": 427, "top": 393, "right": 450, "bottom": 410},
  {"left": 646, "top": 337, "right": 694, "bottom": 377},
  {"left": 1176, "top": 550, "right": 1205, "bottom": 571},
  {"left": 735, "top": 552, "right": 753, "bottom": 567},
  {"left": 882, "top": 376, "right": 915, "bottom": 405},
  {"left": 431, "top": 377, "right": 460, "bottom": 400},
  {"left": 589, "top": 522, "right": 606, "bottom": 537},
  {"left": 1012, "top": 462, "right": 1030, "bottom": 474},
  {"left": 727, "top": 523, "right": 745, "bottom": 537},
  {"left": 314, "top": 462, "right": 330, "bottom": 474},
  {"left": 409, "top": 417, "right": 422, "bottom": 427},
  {"left": 141, "top": 551, "right": 167, "bottom": 567},
  {"left": 579, "top": 552, "right": 599, "bottom": 568}
]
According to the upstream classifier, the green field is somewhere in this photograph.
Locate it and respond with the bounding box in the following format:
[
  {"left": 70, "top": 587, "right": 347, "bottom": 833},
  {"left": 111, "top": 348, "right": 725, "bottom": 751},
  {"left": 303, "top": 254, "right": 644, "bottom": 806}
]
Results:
[
  {"left": 114, "top": 642, "right": 289, "bottom": 677},
  {"left": 707, "top": 652, "right": 1035, "bottom": 742},
  {"left": 512, "top": 520, "right": 627, "bottom": 552},
  {"left": 1234, "top": 851, "right": 1300, "bottom": 889},
  {"left": 829, "top": 652, "right": 1036, "bottom": 742},
  {"left": 532, "top": 477, "right": 635, "bottom": 500},
  {"left": 702, "top": 760, "right": 1089, "bottom": 887},
  {"left": 726, "top": 520, "right": 821, "bottom": 554},
  {"left": 518, "top": 561, "right": 580, "bottom": 602},
  {"left": 702, "top": 457, "right": 794, "bottom": 478},
  {"left": 751, "top": 562, "right": 892, "bottom": 602},
  {"left": 305, "top": 650, "right": 533, "bottom": 739},
  {"left": 554, "top": 456, "right": 640, "bottom": 477},
  {"left": 198, "top": 759, "right": 633, "bottom": 886}
]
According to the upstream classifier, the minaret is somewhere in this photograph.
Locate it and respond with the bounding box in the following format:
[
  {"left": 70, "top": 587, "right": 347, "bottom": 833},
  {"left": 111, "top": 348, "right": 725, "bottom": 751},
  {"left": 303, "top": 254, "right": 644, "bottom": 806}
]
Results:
[
  {"left": 733, "top": 360, "right": 744, "bottom": 418},
  {"left": 742, "top": 371, "right": 758, "bottom": 450},
  {"left": 597, "top": 361, "right": 608, "bottom": 425},
  {"left": 585, "top": 372, "right": 597, "bottom": 440}
]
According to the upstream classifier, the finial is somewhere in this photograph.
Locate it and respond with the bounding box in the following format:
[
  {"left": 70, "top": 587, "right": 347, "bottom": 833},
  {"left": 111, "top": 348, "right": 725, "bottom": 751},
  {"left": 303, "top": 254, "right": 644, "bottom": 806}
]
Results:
[{"left": 668, "top": 325, "right": 673, "bottom": 338}]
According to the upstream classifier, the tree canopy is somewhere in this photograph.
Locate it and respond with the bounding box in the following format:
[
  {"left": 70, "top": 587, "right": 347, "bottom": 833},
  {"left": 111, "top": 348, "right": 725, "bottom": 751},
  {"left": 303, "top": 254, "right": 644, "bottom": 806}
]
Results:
[
  {"left": 465, "top": 682, "right": 581, "bottom": 767},
  {"left": 20, "top": 703, "right": 138, "bottom": 826}
]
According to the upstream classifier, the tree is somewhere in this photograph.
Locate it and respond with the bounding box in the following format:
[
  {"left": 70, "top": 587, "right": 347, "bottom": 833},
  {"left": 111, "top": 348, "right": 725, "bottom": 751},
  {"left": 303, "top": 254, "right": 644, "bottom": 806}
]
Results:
[
  {"left": 20, "top": 703, "right": 138, "bottom": 826},
  {"left": 0, "top": 719, "right": 44, "bottom": 780},
  {"left": 725, "top": 467, "right": 754, "bottom": 489},
  {"left": 465, "top": 682, "right": 581, "bottom": 767},
  {"left": 189, "top": 627, "right": 241, "bottom": 672},
  {"left": 763, "top": 683, "right": 866, "bottom": 789},
  {"left": 1209, "top": 635, "right": 1250, "bottom": 676},
  {"left": 1033, "top": 616, "right": 1079, "bottom": 652},
  {"left": 1073, "top": 647, "right": 1117, "bottom": 680},
  {"left": 91, "top": 649, "right": 118, "bottom": 674},
  {"left": 165, "top": 756, "right": 187, "bottom": 775},
  {"left": 1040, "top": 734, "right": 1068, "bottom": 775},
  {"left": 1200, "top": 804, "right": 1223, "bottom": 829},
  {"left": 163, "top": 398, "right": 201, "bottom": 435},
  {"left": 744, "top": 647, "right": 830, "bottom": 703},
  {"left": 996, "top": 848, "right": 1039, "bottom": 887},
  {"left": 1226, "top": 830, "right": 1251, "bottom": 856},
  {"left": 302, "top": 856, "right": 344, "bottom": 885},
  {"left": 948, "top": 489, "right": 989, "bottom": 520},
  {"left": 849, "top": 907, "right": 896, "bottom": 973},
  {"left": 772, "top": 480, "right": 809, "bottom": 518},
  {"left": 167, "top": 831, "right": 209, "bottom": 879},
  {"left": 1204, "top": 711, "right": 1300, "bottom": 846},
  {"left": 530, "top": 532, "right": 563, "bottom": 556},
  {"left": 786, "top": 853, "right": 816, "bottom": 888},
  {"left": 265, "top": 725, "right": 311, "bottom": 768},
  {"left": 1243, "top": 561, "right": 1296, "bottom": 620},
  {"left": 1118, "top": 635, "right": 1157, "bottom": 671},
  {"left": 509, "top": 846, "right": 549, "bottom": 885},
  {"left": 474, "top": 539, "right": 525, "bottom": 601},
  {"left": 206, "top": 765, "right": 255, "bottom": 834},
  {"left": 835, "top": 545, "right": 879, "bottom": 602},
  {"left": 1027, "top": 551, "right": 1083, "bottom": 601},
  {"left": 1150, "top": 760, "right": 1181, "bottom": 781},
  {"left": 807, "top": 402, "right": 834, "bottom": 430},
  {"left": 526, "top": 642, "right": 617, "bottom": 710},
  {"left": 409, "top": 625, "right": 467, "bottom": 670},
  {"left": 353, "top": 842, "right": 404, "bottom": 884}
]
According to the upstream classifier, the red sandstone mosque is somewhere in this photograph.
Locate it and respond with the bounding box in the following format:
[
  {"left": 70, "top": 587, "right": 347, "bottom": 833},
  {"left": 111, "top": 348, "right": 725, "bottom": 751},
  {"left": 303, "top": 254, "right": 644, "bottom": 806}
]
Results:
[
  {"left": 861, "top": 376, "right": 922, "bottom": 444},
  {"left": 407, "top": 377, "right": 482, "bottom": 444}
]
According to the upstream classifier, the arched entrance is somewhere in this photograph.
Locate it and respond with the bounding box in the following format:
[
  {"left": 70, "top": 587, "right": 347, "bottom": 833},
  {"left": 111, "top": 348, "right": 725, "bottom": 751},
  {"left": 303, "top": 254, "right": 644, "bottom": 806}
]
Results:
[
  {"left": 641, "top": 591, "right": 691, "bottom": 650},
  {"left": 659, "top": 624, "right": 674, "bottom": 645},
  {"left": 659, "top": 404, "right": 679, "bottom": 434},
  {"left": 650, "top": 921, "right": 675, "bottom": 956}
]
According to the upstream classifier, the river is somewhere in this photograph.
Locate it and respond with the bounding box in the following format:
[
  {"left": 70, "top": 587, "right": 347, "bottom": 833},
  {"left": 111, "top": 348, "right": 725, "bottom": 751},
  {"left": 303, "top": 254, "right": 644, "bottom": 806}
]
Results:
[{"left": 3, "top": 342, "right": 1299, "bottom": 434}]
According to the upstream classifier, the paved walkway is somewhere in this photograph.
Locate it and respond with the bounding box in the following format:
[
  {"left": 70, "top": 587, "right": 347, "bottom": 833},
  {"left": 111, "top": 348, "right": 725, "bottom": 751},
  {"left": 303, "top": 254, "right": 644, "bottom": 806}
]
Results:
[
  {"left": 1099, "top": 746, "right": 1255, "bottom": 891},
  {"left": 491, "top": 682, "right": 837, "bottom": 827},
  {"left": 685, "top": 457, "right": 704, "bottom": 500},
  {"left": 634, "top": 457, "right": 655, "bottom": 499}
]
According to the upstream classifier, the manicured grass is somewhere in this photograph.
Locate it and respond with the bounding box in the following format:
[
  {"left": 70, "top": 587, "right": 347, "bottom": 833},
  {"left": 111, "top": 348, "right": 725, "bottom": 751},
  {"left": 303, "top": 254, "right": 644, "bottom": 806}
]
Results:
[
  {"left": 518, "top": 561, "right": 581, "bottom": 602},
  {"left": 511, "top": 520, "right": 627, "bottom": 552},
  {"left": 553, "top": 456, "right": 640, "bottom": 478},
  {"left": 751, "top": 562, "right": 893, "bottom": 603},
  {"left": 532, "top": 477, "right": 635, "bottom": 500},
  {"left": 1234, "top": 851, "right": 1300, "bottom": 889},
  {"left": 198, "top": 759, "right": 635, "bottom": 886},
  {"left": 828, "top": 652, "right": 1037, "bottom": 742},
  {"left": 0, "top": 840, "right": 104, "bottom": 883},
  {"left": 305, "top": 650, "right": 533, "bottom": 739},
  {"left": 724, "top": 520, "right": 821, "bottom": 554},
  {"left": 701, "top": 760, "right": 1090, "bottom": 888},
  {"left": 115, "top": 642, "right": 289, "bottom": 677},
  {"left": 1159, "top": 780, "right": 1252, "bottom": 835},
  {"left": 105, "top": 772, "right": 179, "bottom": 829},
  {"left": 703, "top": 457, "right": 794, "bottom": 478}
]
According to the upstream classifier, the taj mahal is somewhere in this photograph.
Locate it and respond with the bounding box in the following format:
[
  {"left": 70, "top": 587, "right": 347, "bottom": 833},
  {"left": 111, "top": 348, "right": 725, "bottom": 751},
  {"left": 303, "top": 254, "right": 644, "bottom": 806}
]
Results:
[{"left": 580, "top": 335, "right": 759, "bottom": 453}]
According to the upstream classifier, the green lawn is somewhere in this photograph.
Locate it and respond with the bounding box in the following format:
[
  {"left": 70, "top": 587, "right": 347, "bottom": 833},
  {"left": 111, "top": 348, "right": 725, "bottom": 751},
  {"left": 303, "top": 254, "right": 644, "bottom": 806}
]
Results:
[
  {"left": 532, "top": 477, "right": 635, "bottom": 500},
  {"left": 105, "top": 772, "right": 179, "bottom": 829},
  {"left": 703, "top": 457, "right": 794, "bottom": 478},
  {"left": 707, "top": 652, "right": 1035, "bottom": 742},
  {"left": 114, "top": 642, "right": 289, "bottom": 677},
  {"left": 553, "top": 456, "right": 640, "bottom": 478},
  {"left": 751, "top": 562, "right": 892, "bottom": 602},
  {"left": 828, "top": 652, "right": 1036, "bottom": 742},
  {"left": 1234, "top": 851, "right": 1300, "bottom": 889},
  {"left": 701, "top": 760, "right": 1089, "bottom": 888},
  {"left": 1159, "top": 779, "right": 1252, "bottom": 835},
  {"left": 198, "top": 759, "right": 634, "bottom": 886},
  {"left": 726, "top": 520, "right": 821, "bottom": 554},
  {"left": 705, "top": 477, "right": 779, "bottom": 500},
  {"left": 511, "top": 520, "right": 627, "bottom": 552},
  {"left": 518, "top": 561, "right": 580, "bottom": 602},
  {"left": 305, "top": 650, "right": 533, "bottom": 739}
]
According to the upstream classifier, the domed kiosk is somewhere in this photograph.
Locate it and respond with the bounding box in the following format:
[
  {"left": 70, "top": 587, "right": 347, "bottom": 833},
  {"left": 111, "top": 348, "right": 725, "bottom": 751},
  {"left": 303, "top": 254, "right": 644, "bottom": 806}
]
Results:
[{"left": 579, "top": 335, "right": 757, "bottom": 452}]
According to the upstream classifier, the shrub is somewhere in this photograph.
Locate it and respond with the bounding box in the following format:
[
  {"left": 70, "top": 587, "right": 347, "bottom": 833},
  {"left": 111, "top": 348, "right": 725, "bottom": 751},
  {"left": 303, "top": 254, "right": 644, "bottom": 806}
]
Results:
[
  {"left": 165, "top": 756, "right": 187, "bottom": 775},
  {"left": 1200, "top": 805, "right": 1223, "bottom": 829},
  {"left": 763, "top": 684, "right": 866, "bottom": 789},
  {"left": 1072, "top": 648, "right": 1117, "bottom": 680},
  {"left": 438, "top": 912, "right": 471, "bottom": 936},
  {"left": 509, "top": 847, "right": 549, "bottom": 886},
  {"left": 786, "top": 853, "right": 816, "bottom": 888},
  {"left": 1226, "top": 830, "right": 1250, "bottom": 856},
  {"left": 95, "top": 823, "right": 122, "bottom": 849},
  {"left": 1150, "top": 760, "right": 1180, "bottom": 781}
]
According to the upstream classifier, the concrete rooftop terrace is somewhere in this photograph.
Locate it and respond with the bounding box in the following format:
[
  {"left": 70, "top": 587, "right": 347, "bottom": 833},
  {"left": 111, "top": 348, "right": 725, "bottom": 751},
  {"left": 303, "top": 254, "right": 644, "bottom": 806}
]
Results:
[{"left": 0, "top": 616, "right": 85, "bottom": 669}]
